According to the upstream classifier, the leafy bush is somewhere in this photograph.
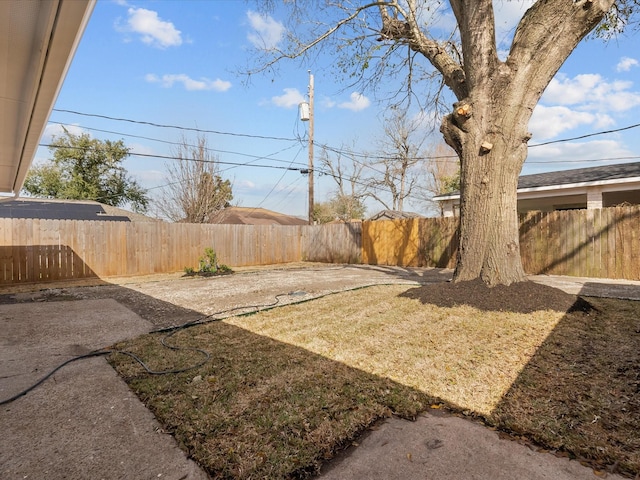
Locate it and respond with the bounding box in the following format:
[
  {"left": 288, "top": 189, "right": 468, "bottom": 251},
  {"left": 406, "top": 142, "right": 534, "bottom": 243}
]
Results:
[{"left": 184, "top": 248, "right": 233, "bottom": 277}]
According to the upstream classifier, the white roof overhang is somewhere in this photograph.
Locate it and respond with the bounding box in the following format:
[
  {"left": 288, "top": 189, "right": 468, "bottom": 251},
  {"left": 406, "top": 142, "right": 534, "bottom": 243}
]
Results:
[{"left": 0, "top": 0, "right": 95, "bottom": 196}]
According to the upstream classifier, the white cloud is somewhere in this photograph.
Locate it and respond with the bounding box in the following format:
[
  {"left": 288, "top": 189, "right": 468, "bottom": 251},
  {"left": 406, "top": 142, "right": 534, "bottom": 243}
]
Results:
[
  {"left": 131, "top": 169, "right": 166, "bottom": 187},
  {"left": 126, "top": 143, "right": 157, "bottom": 156},
  {"left": 270, "top": 88, "right": 305, "bottom": 108},
  {"left": 543, "top": 74, "right": 603, "bottom": 105},
  {"left": 146, "top": 73, "right": 231, "bottom": 92},
  {"left": 338, "top": 92, "right": 371, "bottom": 112},
  {"left": 320, "top": 97, "right": 336, "bottom": 108},
  {"left": 414, "top": 1, "right": 457, "bottom": 33},
  {"left": 236, "top": 180, "right": 256, "bottom": 190},
  {"left": 125, "top": 7, "right": 182, "bottom": 48},
  {"left": 542, "top": 73, "right": 640, "bottom": 113},
  {"left": 529, "top": 105, "right": 614, "bottom": 141},
  {"left": 246, "top": 10, "right": 284, "bottom": 49},
  {"left": 616, "top": 56, "right": 639, "bottom": 72}
]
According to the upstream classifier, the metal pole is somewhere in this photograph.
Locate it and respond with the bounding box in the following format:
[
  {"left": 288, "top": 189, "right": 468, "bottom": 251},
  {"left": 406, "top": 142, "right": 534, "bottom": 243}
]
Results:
[{"left": 308, "top": 71, "right": 314, "bottom": 225}]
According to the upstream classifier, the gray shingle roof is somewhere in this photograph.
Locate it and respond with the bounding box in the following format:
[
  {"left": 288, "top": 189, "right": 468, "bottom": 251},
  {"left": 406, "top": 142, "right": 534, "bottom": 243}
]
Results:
[
  {"left": 518, "top": 162, "right": 640, "bottom": 189},
  {"left": 0, "top": 198, "right": 158, "bottom": 222},
  {"left": 434, "top": 162, "right": 640, "bottom": 199}
]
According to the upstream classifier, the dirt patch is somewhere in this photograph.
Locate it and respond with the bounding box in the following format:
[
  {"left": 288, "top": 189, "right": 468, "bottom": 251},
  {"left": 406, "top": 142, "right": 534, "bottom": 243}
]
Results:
[
  {"left": 0, "top": 265, "right": 432, "bottom": 328},
  {"left": 400, "top": 279, "right": 595, "bottom": 313}
]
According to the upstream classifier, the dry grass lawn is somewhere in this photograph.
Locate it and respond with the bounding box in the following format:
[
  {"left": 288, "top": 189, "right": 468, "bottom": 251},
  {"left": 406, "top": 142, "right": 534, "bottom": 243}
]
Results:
[{"left": 109, "top": 285, "right": 640, "bottom": 479}]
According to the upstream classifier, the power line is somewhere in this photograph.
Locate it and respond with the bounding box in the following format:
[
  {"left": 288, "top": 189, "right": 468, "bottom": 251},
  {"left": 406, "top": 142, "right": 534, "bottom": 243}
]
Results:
[
  {"left": 46, "top": 122, "right": 308, "bottom": 170},
  {"left": 255, "top": 148, "right": 305, "bottom": 211},
  {"left": 529, "top": 121, "right": 640, "bottom": 147},
  {"left": 52, "top": 107, "right": 640, "bottom": 160},
  {"left": 526, "top": 155, "right": 640, "bottom": 164},
  {"left": 38, "top": 143, "right": 307, "bottom": 173},
  {"left": 52, "top": 109, "right": 298, "bottom": 142},
  {"left": 44, "top": 108, "right": 640, "bottom": 212}
]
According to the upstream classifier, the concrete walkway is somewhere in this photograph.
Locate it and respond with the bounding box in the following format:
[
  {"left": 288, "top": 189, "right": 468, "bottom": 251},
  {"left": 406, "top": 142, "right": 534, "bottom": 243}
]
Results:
[
  {"left": 0, "top": 299, "right": 208, "bottom": 480},
  {"left": 1, "top": 266, "right": 636, "bottom": 479}
]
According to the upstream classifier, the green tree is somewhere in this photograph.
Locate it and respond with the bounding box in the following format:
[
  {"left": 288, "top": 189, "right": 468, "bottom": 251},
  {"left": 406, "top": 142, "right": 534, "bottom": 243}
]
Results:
[
  {"left": 313, "top": 194, "right": 366, "bottom": 224},
  {"left": 23, "top": 129, "right": 149, "bottom": 212},
  {"left": 252, "top": 1, "right": 628, "bottom": 286}
]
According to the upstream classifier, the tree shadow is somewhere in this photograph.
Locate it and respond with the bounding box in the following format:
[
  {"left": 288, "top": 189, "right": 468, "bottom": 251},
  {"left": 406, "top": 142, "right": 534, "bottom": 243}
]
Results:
[
  {"left": 351, "top": 263, "right": 453, "bottom": 284},
  {"left": 0, "top": 279, "right": 434, "bottom": 479},
  {"left": 397, "top": 279, "right": 640, "bottom": 475},
  {"left": 490, "top": 289, "right": 640, "bottom": 476},
  {"left": 420, "top": 216, "right": 459, "bottom": 269}
]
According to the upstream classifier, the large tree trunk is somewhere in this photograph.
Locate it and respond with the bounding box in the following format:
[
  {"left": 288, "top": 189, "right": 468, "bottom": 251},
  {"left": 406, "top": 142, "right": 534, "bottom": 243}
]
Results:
[
  {"left": 441, "top": 96, "right": 530, "bottom": 286},
  {"left": 438, "top": 0, "right": 615, "bottom": 286}
]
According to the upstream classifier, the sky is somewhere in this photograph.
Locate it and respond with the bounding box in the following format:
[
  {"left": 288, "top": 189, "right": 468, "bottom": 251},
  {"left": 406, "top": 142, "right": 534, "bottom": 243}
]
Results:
[{"left": 35, "top": 0, "right": 640, "bottom": 219}]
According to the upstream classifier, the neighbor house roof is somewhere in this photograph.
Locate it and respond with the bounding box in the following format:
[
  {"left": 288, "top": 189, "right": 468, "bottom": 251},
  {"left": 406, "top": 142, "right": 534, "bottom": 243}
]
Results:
[
  {"left": 210, "top": 207, "right": 308, "bottom": 226},
  {"left": 0, "top": 198, "right": 159, "bottom": 222},
  {"left": 367, "top": 210, "right": 423, "bottom": 221},
  {"left": 0, "top": 0, "right": 95, "bottom": 196},
  {"left": 517, "top": 162, "right": 640, "bottom": 190},
  {"left": 433, "top": 162, "right": 640, "bottom": 201}
]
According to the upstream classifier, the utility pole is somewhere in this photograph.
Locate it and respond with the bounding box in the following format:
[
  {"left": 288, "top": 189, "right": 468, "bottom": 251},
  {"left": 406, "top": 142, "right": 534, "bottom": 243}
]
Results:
[{"left": 307, "top": 71, "right": 314, "bottom": 225}]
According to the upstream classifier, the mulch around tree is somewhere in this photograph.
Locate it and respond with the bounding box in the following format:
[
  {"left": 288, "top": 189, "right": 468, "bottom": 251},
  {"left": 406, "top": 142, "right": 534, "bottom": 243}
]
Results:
[{"left": 400, "top": 279, "right": 596, "bottom": 314}]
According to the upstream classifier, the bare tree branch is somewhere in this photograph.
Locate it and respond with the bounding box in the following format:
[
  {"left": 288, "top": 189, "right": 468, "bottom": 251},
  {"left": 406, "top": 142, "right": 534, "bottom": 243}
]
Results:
[{"left": 155, "top": 135, "right": 233, "bottom": 223}]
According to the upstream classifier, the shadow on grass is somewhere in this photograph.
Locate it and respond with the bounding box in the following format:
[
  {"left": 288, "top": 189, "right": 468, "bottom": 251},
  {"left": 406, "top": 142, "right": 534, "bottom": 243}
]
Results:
[
  {"left": 117, "top": 278, "right": 638, "bottom": 478},
  {"left": 397, "top": 279, "right": 640, "bottom": 475},
  {"left": 107, "top": 297, "right": 436, "bottom": 479},
  {"left": 490, "top": 293, "right": 640, "bottom": 477},
  {"left": 1, "top": 280, "right": 436, "bottom": 479},
  {"left": 11, "top": 274, "right": 639, "bottom": 478}
]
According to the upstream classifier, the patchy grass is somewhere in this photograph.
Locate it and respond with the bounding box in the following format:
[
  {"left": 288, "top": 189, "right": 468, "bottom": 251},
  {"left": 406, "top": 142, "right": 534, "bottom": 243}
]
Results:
[{"left": 109, "top": 285, "right": 640, "bottom": 479}]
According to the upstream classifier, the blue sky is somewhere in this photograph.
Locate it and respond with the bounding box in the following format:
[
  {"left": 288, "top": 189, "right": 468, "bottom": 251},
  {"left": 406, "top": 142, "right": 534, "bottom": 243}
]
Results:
[{"left": 36, "top": 0, "right": 640, "bottom": 218}]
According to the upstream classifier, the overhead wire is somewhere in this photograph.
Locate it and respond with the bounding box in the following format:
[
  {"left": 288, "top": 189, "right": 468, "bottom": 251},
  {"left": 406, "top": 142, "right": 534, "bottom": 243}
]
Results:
[
  {"left": 42, "top": 108, "right": 640, "bottom": 209},
  {"left": 38, "top": 143, "right": 307, "bottom": 173},
  {"left": 52, "top": 106, "right": 640, "bottom": 163},
  {"left": 254, "top": 147, "right": 305, "bottom": 211},
  {"left": 45, "top": 121, "right": 308, "bottom": 170},
  {"left": 52, "top": 109, "right": 298, "bottom": 142}
]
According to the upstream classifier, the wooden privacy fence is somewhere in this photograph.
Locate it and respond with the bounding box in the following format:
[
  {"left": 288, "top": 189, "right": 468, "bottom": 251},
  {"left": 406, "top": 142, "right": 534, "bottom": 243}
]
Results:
[
  {"left": 0, "top": 219, "right": 361, "bottom": 285},
  {"left": 519, "top": 207, "right": 640, "bottom": 279},
  {"left": 2, "top": 205, "right": 640, "bottom": 285},
  {"left": 361, "top": 206, "right": 640, "bottom": 280}
]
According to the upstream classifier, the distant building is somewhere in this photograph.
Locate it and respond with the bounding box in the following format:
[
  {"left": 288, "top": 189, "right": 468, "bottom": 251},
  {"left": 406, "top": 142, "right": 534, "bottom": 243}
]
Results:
[
  {"left": 433, "top": 162, "right": 640, "bottom": 217},
  {"left": 210, "top": 207, "right": 308, "bottom": 226},
  {"left": 0, "top": 198, "right": 159, "bottom": 222},
  {"left": 367, "top": 210, "right": 423, "bottom": 221}
]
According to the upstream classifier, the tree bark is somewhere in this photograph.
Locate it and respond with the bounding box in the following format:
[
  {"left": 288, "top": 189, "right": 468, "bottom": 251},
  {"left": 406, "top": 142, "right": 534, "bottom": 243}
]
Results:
[{"left": 437, "top": 0, "right": 615, "bottom": 286}]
